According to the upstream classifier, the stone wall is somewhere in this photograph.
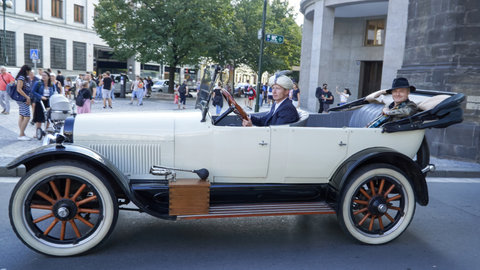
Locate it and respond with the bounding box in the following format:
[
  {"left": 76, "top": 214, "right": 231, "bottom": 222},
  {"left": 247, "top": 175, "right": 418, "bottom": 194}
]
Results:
[{"left": 398, "top": 0, "right": 480, "bottom": 162}]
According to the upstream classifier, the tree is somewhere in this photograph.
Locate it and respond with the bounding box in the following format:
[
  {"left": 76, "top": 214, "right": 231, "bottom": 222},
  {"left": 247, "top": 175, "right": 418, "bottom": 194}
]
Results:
[
  {"left": 226, "top": 0, "right": 302, "bottom": 74},
  {"left": 94, "top": 0, "right": 231, "bottom": 92}
]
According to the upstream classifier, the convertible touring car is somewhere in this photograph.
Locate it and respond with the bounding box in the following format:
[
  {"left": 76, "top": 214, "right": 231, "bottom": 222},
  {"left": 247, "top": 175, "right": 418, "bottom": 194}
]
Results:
[{"left": 8, "top": 67, "right": 464, "bottom": 256}]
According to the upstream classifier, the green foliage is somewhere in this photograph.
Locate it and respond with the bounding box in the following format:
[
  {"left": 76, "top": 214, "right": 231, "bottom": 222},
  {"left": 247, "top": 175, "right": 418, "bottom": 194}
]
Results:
[
  {"left": 227, "top": 0, "right": 302, "bottom": 73},
  {"left": 94, "top": 0, "right": 301, "bottom": 88}
]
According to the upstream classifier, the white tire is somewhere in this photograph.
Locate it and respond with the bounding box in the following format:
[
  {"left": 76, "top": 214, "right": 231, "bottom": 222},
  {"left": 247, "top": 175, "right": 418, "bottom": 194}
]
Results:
[
  {"left": 9, "top": 161, "right": 118, "bottom": 256},
  {"left": 338, "top": 163, "right": 416, "bottom": 244}
]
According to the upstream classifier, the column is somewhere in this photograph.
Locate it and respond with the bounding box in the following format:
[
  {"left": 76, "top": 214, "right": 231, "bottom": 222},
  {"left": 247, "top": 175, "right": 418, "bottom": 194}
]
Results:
[
  {"left": 381, "top": 0, "right": 408, "bottom": 89},
  {"left": 307, "top": 1, "right": 335, "bottom": 112}
]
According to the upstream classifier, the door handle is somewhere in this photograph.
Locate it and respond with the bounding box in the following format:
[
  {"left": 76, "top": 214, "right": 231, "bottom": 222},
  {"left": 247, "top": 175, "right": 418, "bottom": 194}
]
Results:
[
  {"left": 259, "top": 140, "right": 268, "bottom": 146},
  {"left": 338, "top": 141, "right": 347, "bottom": 146}
]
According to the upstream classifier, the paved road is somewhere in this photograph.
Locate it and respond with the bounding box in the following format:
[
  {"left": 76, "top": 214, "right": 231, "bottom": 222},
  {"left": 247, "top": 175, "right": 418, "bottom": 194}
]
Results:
[{"left": 1, "top": 177, "right": 479, "bottom": 270}]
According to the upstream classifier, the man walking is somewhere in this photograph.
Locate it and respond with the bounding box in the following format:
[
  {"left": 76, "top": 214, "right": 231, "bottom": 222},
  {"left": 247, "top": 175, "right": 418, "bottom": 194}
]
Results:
[
  {"left": 99, "top": 72, "right": 113, "bottom": 109},
  {"left": 85, "top": 74, "right": 97, "bottom": 101},
  {"left": 56, "top": 70, "right": 65, "bottom": 88},
  {"left": 0, "top": 66, "right": 15, "bottom": 114},
  {"left": 178, "top": 81, "right": 188, "bottom": 109}
]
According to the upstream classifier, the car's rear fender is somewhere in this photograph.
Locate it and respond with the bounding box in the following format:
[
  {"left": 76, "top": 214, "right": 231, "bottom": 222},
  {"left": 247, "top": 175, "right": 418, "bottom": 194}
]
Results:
[{"left": 328, "top": 148, "right": 428, "bottom": 207}]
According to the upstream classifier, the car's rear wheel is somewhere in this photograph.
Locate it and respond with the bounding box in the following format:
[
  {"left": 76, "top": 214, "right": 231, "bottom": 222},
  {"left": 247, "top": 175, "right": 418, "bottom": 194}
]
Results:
[
  {"left": 337, "top": 163, "right": 415, "bottom": 244},
  {"left": 9, "top": 161, "right": 118, "bottom": 256}
]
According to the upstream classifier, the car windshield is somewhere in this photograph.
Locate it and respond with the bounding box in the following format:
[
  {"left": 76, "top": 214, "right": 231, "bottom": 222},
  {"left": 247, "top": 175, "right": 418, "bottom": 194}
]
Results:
[{"left": 196, "top": 67, "right": 215, "bottom": 111}]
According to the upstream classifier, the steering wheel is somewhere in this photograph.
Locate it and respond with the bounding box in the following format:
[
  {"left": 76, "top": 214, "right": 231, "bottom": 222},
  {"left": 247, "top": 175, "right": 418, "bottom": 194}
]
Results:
[{"left": 221, "top": 89, "right": 248, "bottom": 121}]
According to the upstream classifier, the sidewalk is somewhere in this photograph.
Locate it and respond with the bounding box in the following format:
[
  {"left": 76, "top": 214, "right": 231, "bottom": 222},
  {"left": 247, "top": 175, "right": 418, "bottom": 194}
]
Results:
[{"left": 1, "top": 96, "right": 479, "bottom": 178}]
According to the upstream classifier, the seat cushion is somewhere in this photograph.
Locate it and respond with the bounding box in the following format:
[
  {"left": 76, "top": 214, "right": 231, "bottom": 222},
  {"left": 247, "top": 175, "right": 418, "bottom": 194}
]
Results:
[{"left": 348, "top": 103, "right": 384, "bottom": 127}]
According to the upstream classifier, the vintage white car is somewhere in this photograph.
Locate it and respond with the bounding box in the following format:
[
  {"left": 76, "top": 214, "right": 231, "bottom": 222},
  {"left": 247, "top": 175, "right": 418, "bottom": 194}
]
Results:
[{"left": 8, "top": 67, "right": 464, "bottom": 256}]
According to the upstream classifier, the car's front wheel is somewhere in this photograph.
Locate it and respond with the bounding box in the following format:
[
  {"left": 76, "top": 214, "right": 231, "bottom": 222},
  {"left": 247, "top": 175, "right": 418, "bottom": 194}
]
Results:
[
  {"left": 337, "top": 163, "right": 416, "bottom": 244},
  {"left": 9, "top": 161, "right": 118, "bottom": 256}
]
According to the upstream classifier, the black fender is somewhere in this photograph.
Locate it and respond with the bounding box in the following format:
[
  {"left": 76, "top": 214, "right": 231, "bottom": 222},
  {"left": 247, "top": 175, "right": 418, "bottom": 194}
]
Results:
[
  {"left": 328, "top": 147, "right": 428, "bottom": 207},
  {"left": 7, "top": 144, "right": 172, "bottom": 219}
]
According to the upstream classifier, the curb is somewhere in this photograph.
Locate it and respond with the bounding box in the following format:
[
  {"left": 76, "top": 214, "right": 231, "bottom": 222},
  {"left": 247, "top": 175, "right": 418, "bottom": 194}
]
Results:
[{"left": 428, "top": 170, "right": 480, "bottom": 178}]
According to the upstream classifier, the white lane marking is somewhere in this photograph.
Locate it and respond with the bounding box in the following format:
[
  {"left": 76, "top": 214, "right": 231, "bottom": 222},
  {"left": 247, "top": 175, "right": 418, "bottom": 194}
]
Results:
[
  {"left": 0, "top": 177, "right": 20, "bottom": 183},
  {"left": 427, "top": 178, "right": 480, "bottom": 183}
]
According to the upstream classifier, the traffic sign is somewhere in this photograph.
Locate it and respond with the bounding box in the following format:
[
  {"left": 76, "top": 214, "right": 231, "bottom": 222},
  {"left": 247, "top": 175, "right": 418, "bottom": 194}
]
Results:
[
  {"left": 30, "top": 49, "right": 39, "bottom": 60},
  {"left": 265, "top": 34, "right": 284, "bottom": 44}
]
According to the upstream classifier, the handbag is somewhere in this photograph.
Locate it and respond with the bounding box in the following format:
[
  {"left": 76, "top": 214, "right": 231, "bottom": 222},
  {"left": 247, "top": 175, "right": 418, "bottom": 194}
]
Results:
[{"left": 6, "top": 81, "right": 27, "bottom": 102}]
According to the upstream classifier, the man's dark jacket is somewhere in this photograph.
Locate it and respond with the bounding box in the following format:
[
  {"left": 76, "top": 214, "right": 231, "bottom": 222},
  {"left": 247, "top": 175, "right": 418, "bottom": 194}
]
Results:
[{"left": 251, "top": 98, "right": 299, "bottom": 126}]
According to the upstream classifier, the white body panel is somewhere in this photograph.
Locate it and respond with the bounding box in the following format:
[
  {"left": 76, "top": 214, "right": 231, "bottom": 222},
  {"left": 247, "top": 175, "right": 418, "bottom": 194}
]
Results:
[{"left": 72, "top": 111, "right": 424, "bottom": 183}]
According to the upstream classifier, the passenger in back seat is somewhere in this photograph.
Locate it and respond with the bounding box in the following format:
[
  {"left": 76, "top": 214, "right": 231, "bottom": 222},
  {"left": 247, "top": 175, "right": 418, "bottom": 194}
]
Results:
[{"left": 367, "top": 77, "right": 418, "bottom": 128}]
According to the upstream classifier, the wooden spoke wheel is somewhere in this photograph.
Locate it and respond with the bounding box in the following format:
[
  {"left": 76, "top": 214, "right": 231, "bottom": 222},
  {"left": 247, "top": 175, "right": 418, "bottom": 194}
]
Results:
[
  {"left": 338, "top": 164, "right": 415, "bottom": 244},
  {"left": 9, "top": 161, "right": 118, "bottom": 256}
]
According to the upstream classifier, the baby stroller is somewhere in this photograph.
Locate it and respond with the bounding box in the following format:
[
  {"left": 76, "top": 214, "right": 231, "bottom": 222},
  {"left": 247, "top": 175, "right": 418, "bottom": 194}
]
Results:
[{"left": 36, "top": 94, "right": 74, "bottom": 140}]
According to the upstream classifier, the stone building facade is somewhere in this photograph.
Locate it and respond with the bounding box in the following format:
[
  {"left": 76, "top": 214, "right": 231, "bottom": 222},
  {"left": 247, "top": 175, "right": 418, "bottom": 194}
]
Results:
[
  {"left": 300, "top": 0, "right": 479, "bottom": 162},
  {"left": 0, "top": 0, "right": 161, "bottom": 78}
]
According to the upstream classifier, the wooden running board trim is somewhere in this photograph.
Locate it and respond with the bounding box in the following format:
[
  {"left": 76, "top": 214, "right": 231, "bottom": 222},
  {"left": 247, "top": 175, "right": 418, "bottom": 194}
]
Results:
[{"left": 176, "top": 202, "right": 336, "bottom": 220}]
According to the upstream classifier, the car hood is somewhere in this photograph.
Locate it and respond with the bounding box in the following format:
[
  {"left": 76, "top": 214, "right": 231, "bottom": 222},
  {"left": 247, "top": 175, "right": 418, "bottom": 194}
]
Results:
[{"left": 73, "top": 110, "right": 205, "bottom": 143}]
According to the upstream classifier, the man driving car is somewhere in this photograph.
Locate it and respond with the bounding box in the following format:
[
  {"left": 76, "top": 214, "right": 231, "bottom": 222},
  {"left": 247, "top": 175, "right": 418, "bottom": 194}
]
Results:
[{"left": 242, "top": 74, "right": 299, "bottom": 127}]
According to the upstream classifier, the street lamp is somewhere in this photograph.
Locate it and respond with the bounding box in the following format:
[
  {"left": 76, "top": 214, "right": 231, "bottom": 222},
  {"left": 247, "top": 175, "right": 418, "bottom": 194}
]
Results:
[{"left": 1, "top": 0, "right": 13, "bottom": 66}]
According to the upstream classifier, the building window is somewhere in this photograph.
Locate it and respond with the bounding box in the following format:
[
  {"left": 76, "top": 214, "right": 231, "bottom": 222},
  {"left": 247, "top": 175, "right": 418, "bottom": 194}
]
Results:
[
  {"left": 0, "top": 31, "right": 16, "bottom": 66},
  {"left": 73, "top": 41, "right": 86, "bottom": 70},
  {"left": 24, "top": 34, "right": 43, "bottom": 68},
  {"left": 26, "top": 0, "right": 38, "bottom": 13},
  {"left": 365, "top": 19, "right": 385, "bottom": 46},
  {"left": 74, "top": 5, "right": 84, "bottom": 23},
  {"left": 51, "top": 0, "right": 63, "bottom": 18},
  {"left": 50, "top": 38, "right": 66, "bottom": 69}
]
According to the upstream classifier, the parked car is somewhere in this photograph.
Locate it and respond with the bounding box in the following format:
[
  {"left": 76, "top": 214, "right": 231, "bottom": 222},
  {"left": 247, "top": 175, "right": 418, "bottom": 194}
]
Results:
[
  {"left": 152, "top": 79, "right": 169, "bottom": 92},
  {"left": 112, "top": 74, "right": 132, "bottom": 97},
  {"left": 234, "top": 82, "right": 249, "bottom": 97},
  {"left": 7, "top": 67, "right": 465, "bottom": 256}
]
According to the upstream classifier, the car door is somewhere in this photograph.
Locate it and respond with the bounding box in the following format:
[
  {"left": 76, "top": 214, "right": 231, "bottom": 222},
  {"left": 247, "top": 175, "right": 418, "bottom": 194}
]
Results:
[
  {"left": 267, "top": 126, "right": 349, "bottom": 183},
  {"left": 211, "top": 126, "right": 270, "bottom": 182}
]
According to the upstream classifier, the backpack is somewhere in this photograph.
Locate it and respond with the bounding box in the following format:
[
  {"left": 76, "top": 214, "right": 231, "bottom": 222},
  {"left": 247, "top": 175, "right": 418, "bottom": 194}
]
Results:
[
  {"left": 138, "top": 82, "right": 144, "bottom": 88},
  {"left": 178, "top": 84, "right": 187, "bottom": 95},
  {"left": 6, "top": 82, "right": 27, "bottom": 102},
  {"left": 75, "top": 93, "right": 85, "bottom": 107},
  {"left": 326, "top": 91, "right": 334, "bottom": 104}
]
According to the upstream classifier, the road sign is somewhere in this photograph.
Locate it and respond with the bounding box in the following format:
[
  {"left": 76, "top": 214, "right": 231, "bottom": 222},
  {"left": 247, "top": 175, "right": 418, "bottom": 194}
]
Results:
[
  {"left": 265, "top": 34, "right": 284, "bottom": 44},
  {"left": 30, "top": 49, "right": 39, "bottom": 60}
]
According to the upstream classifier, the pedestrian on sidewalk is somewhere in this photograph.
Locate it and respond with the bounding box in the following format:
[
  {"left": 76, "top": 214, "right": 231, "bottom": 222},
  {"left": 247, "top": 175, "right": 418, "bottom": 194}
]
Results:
[
  {"left": 291, "top": 83, "right": 300, "bottom": 108},
  {"left": 212, "top": 82, "right": 224, "bottom": 115},
  {"left": 50, "top": 73, "right": 63, "bottom": 95},
  {"left": 31, "top": 71, "right": 54, "bottom": 135},
  {"left": 76, "top": 81, "right": 93, "bottom": 114},
  {"left": 178, "top": 81, "right": 187, "bottom": 109},
  {"left": 64, "top": 77, "right": 73, "bottom": 99},
  {"left": 15, "top": 65, "right": 33, "bottom": 141},
  {"left": 130, "top": 75, "right": 145, "bottom": 106},
  {"left": 99, "top": 72, "right": 113, "bottom": 109},
  {"left": 336, "top": 86, "right": 351, "bottom": 106},
  {"left": 85, "top": 74, "right": 97, "bottom": 102},
  {"left": 0, "top": 66, "right": 15, "bottom": 114},
  {"left": 56, "top": 70, "right": 65, "bottom": 89}
]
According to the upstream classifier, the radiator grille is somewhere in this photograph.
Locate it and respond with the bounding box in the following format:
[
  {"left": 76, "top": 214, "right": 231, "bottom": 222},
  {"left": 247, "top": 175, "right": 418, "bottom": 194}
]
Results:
[{"left": 89, "top": 144, "right": 162, "bottom": 175}]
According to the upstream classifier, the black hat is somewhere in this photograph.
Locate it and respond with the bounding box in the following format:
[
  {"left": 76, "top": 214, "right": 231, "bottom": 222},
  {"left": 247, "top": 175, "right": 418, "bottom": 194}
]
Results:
[{"left": 386, "top": 77, "right": 416, "bottom": 94}]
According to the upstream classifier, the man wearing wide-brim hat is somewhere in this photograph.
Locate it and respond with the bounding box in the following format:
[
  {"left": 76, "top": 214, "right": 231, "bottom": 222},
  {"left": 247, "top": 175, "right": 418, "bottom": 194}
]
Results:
[{"left": 366, "top": 77, "right": 418, "bottom": 128}]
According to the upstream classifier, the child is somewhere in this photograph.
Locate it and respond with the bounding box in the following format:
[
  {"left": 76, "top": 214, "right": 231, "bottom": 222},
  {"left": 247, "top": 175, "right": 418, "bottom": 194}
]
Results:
[{"left": 76, "top": 81, "right": 93, "bottom": 114}]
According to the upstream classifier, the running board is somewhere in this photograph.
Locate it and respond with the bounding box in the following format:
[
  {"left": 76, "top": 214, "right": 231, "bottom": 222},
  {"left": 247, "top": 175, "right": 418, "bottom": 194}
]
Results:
[{"left": 176, "top": 202, "right": 336, "bottom": 220}]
